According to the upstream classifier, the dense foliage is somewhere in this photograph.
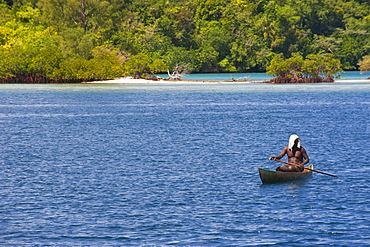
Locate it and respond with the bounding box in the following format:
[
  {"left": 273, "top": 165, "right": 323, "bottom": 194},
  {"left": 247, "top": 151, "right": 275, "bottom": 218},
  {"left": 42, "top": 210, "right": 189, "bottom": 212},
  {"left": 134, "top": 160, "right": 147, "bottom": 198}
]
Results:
[
  {"left": 0, "top": 0, "right": 369, "bottom": 81},
  {"left": 358, "top": 55, "right": 370, "bottom": 72},
  {"left": 266, "top": 53, "right": 343, "bottom": 83}
]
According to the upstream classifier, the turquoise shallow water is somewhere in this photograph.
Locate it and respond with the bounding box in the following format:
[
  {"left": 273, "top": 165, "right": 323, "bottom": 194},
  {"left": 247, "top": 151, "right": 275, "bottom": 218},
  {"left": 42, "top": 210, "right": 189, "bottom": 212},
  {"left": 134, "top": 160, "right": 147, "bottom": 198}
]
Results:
[
  {"left": 157, "top": 71, "right": 370, "bottom": 81},
  {"left": 1, "top": 81, "right": 370, "bottom": 246}
]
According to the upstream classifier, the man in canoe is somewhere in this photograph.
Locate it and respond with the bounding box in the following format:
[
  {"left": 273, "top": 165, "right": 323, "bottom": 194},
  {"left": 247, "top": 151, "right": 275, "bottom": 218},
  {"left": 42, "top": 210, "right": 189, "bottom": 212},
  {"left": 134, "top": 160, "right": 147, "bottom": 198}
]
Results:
[{"left": 269, "top": 134, "right": 310, "bottom": 172}]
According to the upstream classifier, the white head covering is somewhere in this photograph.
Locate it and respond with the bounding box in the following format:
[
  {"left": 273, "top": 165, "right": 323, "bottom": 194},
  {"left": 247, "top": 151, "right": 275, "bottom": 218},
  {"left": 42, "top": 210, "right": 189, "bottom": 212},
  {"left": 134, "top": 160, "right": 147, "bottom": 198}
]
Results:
[{"left": 289, "top": 134, "right": 300, "bottom": 150}]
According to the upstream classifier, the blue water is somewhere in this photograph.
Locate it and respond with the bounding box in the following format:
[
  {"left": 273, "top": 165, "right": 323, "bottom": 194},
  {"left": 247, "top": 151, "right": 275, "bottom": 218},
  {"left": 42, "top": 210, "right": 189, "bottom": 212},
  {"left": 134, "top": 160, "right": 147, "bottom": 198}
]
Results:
[
  {"left": 1, "top": 81, "right": 370, "bottom": 246},
  {"left": 157, "top": 71, "right": 370, "bottom": 81}
]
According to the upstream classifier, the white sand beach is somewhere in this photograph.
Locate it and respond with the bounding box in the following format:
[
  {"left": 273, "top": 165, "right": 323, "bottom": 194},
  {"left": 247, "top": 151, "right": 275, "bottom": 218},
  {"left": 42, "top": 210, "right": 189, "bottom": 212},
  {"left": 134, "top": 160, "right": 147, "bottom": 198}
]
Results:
[
  {"left": 86, "top": 76, "right": 370, "bottom": 84},
  {"left": 335, "top": 79, "right": 370, "bottom": 83},
  {"left": 86, "top": 77, "right": 250, "bottom": 84},
  {"left": 88, "top": 78, "right": 370, "bottom": 84}
]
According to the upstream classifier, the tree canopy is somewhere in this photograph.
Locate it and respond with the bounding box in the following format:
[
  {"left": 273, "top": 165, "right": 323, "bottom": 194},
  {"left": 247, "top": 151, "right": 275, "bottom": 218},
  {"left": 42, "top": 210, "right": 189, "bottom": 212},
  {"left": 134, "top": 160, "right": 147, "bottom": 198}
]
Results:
[
  {"left": 0, "top": 0, "right": 369, "bottom": 81},
  {"left": 266, "top": 53, "right": 343, "bottom": 83}
]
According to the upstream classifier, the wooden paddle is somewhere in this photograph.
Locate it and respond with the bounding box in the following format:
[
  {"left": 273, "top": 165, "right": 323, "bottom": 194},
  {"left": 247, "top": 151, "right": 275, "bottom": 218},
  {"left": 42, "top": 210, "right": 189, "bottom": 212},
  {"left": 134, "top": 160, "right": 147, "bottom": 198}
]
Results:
[{"left": 271, "top": 158, "right": 338, "bottom": 177}]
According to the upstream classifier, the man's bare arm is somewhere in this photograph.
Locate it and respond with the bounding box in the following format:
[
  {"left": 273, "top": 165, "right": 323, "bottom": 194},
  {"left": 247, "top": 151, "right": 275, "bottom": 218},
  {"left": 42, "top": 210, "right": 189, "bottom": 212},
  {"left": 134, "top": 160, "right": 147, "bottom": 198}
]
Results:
[
  {"left": 301, "top": 147, "right": 309, "bottom": 166},
  {"left": 269, "top": 146, "right": 288, "bottom": 160}
]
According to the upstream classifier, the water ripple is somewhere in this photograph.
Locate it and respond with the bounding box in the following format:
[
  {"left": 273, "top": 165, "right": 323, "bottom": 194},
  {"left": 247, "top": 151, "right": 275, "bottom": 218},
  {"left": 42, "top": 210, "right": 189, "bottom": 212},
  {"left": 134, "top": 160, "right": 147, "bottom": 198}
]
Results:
[{"left": 1, "top": 83, "right": 370, "bottom": 246}]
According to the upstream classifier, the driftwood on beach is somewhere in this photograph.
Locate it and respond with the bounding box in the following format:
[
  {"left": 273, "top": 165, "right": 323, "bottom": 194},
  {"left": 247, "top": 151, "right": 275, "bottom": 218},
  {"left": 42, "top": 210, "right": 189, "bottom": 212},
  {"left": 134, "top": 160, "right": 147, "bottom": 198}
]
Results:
[{"left": 167, "top": 64, "right": 191, "bottom": 81}]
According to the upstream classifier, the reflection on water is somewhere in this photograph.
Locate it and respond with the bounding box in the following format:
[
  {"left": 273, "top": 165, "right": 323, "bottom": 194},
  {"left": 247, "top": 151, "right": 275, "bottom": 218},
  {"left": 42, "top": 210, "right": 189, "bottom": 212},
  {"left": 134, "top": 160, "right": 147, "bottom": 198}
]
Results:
[{"left": 260, "top": 180, "right": 308, "bottom": 189}]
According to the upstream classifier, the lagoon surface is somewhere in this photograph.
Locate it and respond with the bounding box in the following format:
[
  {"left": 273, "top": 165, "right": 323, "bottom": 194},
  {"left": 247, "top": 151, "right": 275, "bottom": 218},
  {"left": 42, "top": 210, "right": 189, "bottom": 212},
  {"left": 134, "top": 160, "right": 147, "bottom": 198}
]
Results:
[
  {"left": 1, "top": 80, "right": 370, "bottom": 246},
  {"left": 158, "top": 71, "right": 370, "bottom": 81}
]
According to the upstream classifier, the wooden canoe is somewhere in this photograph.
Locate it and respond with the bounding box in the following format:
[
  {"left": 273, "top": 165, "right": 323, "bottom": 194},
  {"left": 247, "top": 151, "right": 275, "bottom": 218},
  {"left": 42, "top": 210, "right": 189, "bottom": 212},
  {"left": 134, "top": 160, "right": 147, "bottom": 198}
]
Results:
[{"left": 258, "top": 164, "right": 314, "bottom": 184}]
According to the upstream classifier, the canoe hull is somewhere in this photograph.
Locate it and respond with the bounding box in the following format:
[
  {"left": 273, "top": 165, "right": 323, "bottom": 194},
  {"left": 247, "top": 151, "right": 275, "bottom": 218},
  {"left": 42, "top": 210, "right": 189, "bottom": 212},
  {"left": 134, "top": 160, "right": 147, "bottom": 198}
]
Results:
[{"left": 258, "top": 165, "right": 313, "bottom": 184}]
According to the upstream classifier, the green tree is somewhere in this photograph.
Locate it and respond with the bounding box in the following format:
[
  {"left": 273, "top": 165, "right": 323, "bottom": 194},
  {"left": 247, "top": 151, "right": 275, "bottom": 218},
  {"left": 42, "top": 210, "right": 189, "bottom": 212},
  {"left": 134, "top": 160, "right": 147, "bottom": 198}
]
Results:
[
  {"left": 0, "top": 42, "right": 63, "bottom": 79},
  {"left": 124, "top": 53, "right": 152, "bottom": 78},
  {"left": 164, "top": 46, "right": 199, "bottom": 72},
  {"left": 157, "top": 4, "right": 196, "bottom": 48},
  {"left": 149, "top": 58, "right": 167, "bottom": 75},
  {"left": 267, "top": 53, "right": 342, "bottom": 80},
  {"left": 54, "top": 58, "right": 94, "bottom": 80},
  {"left": 53, "top": 45, "right": 128, "bottom": 80},
  {"left": 195, "top": 21, "right": 232, "bottom": 71},
  {"left": 358, "top": 55, "right": 370, "bottom": 72},
  {"left": 303, "top": 53, "right": 342, "bottom": 78},
  {"left": 0, "top": 47, "right": 15, "bottom": 77},
  {"left": 1, "top": 0, "right": 370, "bottom": 78},
  {"left": 89, "top": 45, "right": 127, "bottom": 79},
  {"left": 37, "top": 0, "right": 113, "bottom": 33},
  {"left": 0, "top": 3, "right": 66, "bottom": 79},
  {"left": 58, "top": 28, "right": 97, "bottom": 59},
  {"left": 267, "top": 54, "right": 304, "bottom": 78}
]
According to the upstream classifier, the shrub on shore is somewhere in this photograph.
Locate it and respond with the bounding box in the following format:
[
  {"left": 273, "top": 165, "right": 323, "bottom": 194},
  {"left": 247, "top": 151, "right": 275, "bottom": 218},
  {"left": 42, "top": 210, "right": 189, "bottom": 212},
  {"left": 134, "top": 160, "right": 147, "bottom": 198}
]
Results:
[{"left": 266, "top": 53, "right": 342, "bottom": 83}]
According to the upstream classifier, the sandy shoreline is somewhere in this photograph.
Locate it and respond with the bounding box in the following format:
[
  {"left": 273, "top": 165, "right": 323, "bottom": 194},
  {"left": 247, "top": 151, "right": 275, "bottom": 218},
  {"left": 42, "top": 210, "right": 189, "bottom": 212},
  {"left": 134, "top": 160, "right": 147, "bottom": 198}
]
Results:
[
  {"left": 86, "top": 77, "right": 250, "bottom": 84},
  {"left": 335, "top": 79, "right": 370, "bottom": 83},
  {"left": 86, "top": 77, "right": 370, "bottom": 84}
]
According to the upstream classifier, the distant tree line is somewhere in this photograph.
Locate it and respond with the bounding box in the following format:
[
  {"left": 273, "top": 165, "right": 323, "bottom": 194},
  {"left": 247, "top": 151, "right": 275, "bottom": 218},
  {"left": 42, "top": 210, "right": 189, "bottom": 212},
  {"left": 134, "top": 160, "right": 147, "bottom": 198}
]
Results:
[{"left": 0, "top": 0, "right": 369, "bottom": 82}]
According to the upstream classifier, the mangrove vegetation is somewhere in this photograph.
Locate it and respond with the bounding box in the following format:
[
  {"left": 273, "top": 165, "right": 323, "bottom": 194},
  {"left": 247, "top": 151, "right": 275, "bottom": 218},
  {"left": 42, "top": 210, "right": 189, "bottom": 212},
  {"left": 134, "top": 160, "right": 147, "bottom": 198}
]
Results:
[{"left": 0, "top": 0, "right": 369, "bottom": 82}]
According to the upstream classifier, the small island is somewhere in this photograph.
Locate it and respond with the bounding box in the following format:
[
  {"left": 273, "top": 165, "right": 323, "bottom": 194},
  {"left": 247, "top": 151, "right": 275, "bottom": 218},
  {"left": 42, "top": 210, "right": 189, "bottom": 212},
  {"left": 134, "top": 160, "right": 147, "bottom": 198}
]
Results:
[
  {"left": 266, "top": 53, "right": 342, "bottom": 83},
  {"left": 0, "top": 1, "right": 369, "bottom": 84}
]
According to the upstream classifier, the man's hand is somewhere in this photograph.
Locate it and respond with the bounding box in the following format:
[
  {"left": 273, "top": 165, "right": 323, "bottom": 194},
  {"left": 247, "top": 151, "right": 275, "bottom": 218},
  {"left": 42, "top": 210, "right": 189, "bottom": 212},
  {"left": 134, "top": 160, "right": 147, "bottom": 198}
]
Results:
[{"left": 269, "top": 156, "right": 276, "bottom": 160}]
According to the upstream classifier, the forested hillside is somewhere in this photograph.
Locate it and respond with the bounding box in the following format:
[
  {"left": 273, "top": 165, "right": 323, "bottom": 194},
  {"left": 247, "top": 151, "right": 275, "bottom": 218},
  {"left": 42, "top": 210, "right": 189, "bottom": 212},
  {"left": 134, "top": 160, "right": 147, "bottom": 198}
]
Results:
[{"left": 0, "top": 0, "right": 369, "bottom": 81}]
